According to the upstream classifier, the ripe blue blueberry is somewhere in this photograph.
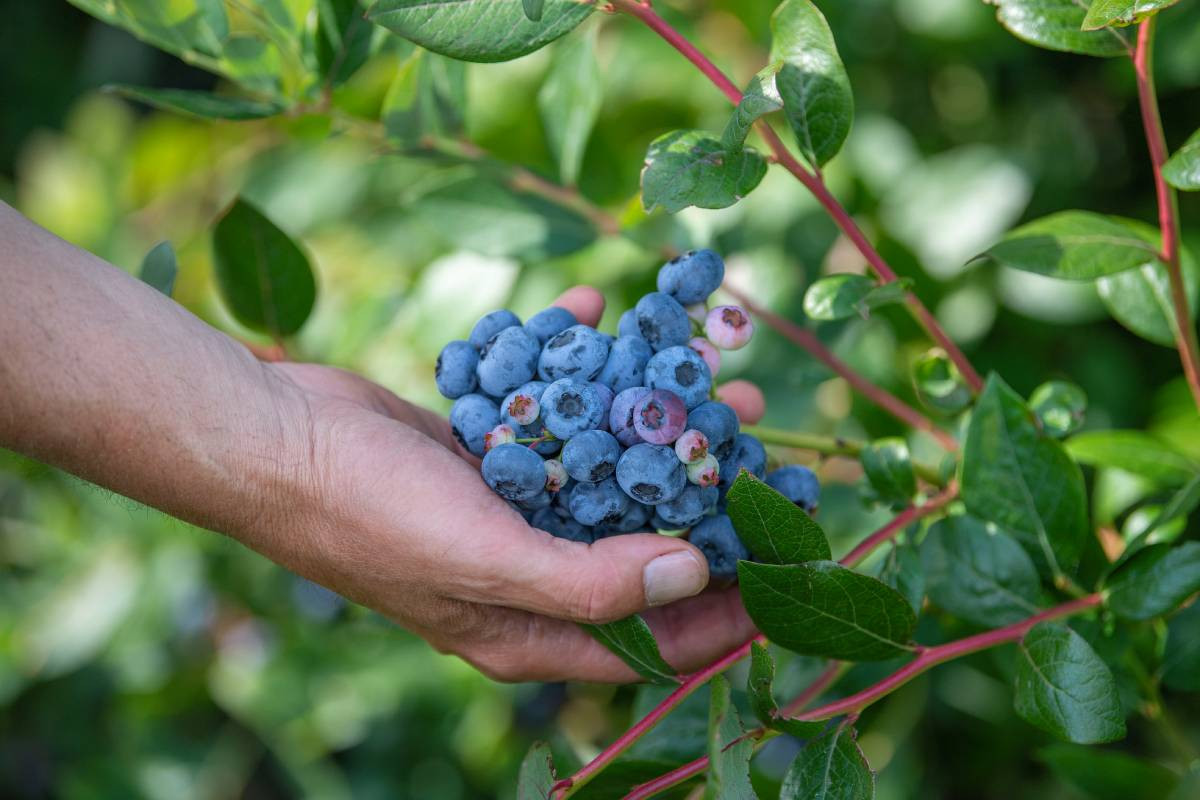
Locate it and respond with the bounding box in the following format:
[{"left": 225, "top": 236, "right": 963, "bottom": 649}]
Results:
[
  {"left": 541, "top": 379, "right": 606, "bottom": 440},
  {"left": 594, "top": 502, "right": 653, "bottom": 537},
  {"left": 689, "top": 514, "right": 749, "bottom": 581},
  {"left": 476, "top": 326, "right": 541, "bottom": 397},
  {"left": 635, "top": 292, "right": 691, "bottom": 352},
  {"left": 616, "top": 443, "right": 687, "bottom": 505},
  {"left": 569, "top": 477, "right": 631, "bottom": 526},
  {"left": 618, "top": 308, "right": 643, "bottom": 339},
  {"left": 656, "top": 249, "right": 725, "bottom": 305},
  {"left": 517, "top": 490, "right": 553, "bottom": 512},
  {"left": 645, "top": 345, "right": 712, "bottom": 410},
  {"left": 481, "top": 443, "right": 547, "bottom": 503},
  {"left": 524, "top": 306, "right": 577, "bottom": 345},
  {"left": 538, "top": 324, "right": 612, "bottom": 382},
  {"left": 531, "top": 508, "right": 593, "bottom": 543},
  {"left": 686, "top": 401, "right": 740, "bottom": 460},
  {"left": 597, "top": 335, "right": 654, "bottom": 393},
  {"left": 718, "top": 433, "right": 767, "bottom": 495},
  {"left": 449, "top": 394, "right": 501, "bottom": 457},
  {"left": 435, "top": 340, "right": 479, "bottom": 399},
  {"left": 609, "top": 386, "right": 652, "bottom": 447},
  {"left": 590, "top": 381, "right": 615, "bottom": 428},
  {"left": 656, "top": 484, "right": 719, "bottom": 528},
  {"left": 469, "top": 309, "right": 521, "bottom": 350},
  {"left": 766, "top": 465, "right": 821, "bottom": 514},
  {"left": 561, "top": 429, "right": 623, "bottom": 483}
]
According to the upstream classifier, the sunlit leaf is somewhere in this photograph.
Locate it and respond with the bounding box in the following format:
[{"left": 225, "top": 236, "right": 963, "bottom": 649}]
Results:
[
  {"left": 987, "top": 0, "right": 1132, "bottom": 56},
  {"left": 582, "top": 616, "right": 677, "bottom": 684},
  {"left": 977, "top": 211, "right": 1158, "bottom": 280},
  {"left": 1164, "top": 129, "right": 1200, "bottom": 191},
  {"left": 725, "top": 471, "right": 830, "bottom": 565},
  {"left": 641, "top": 130, "right": 768, "bottom": 213},
  {"left": 538, "top": 27, "right": 602, "bottom": 186}
]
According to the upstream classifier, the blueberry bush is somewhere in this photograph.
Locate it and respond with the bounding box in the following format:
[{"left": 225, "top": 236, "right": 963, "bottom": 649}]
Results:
[{"left": 5, "top": 0, "right": 1200, "bottom": 797}]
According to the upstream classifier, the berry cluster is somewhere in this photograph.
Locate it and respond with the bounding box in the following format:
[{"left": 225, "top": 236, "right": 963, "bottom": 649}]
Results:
[{"left": 436, "top": 250, "right": 820, "bottom": 580}]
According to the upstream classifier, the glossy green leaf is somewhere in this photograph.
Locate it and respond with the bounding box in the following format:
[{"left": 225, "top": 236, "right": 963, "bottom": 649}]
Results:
[
  {"left": 538, "top": 27, "right": 602, "bottom": 185},
  {"left": 747, "top": 643, "right": 826, "bottom": 739},
  {"left": 1105, "top": 542, "right": 1200, "bottom": 620},
  {"left": 1037, "top": 743, "right": 1179, "bottom": 800},
  {"left": 770, "top": 0, "right": 854, "bottom": 168},
  {"left": 977, "top": 211, "right": 1158, "bottom": 280},
  {"left": 518, "top": 741, "right": 557, "bottom": 800},
  {"left": 582, "top": 615, "right": 677, "bottom": 684},
  {"left": 987, "top": 0, "right": 1132, "bottom": 56},
  {"left": 803, "top": 275, "right": 874, "bottom": 320},
  {"left": 1013, "top": 623, "right": 1125, "bottom": 744},
  {"left": 381, "top": 47, "right": 466, "bottom": 145},
  {"left": 211, "top": 198, "right": 316, "bottom": 338},
  {"left": 641, "top": 130, "right": 768, "bottom": 213},
  {"left": 877, "top": 538, "right": 925, "bottom": 613},
  {"left": 1029, "top": 380, "right": 1087, "bottom": 438},
  {"left": 739, "top": 561, "right": 916, "bottom": 661},
  {"left": 722, "top": 66, "right": 784, "bottom": 152},
  {"left": 1066, "top": 430, "right": 1199, "bottom": 486},
  {"left": 367, "top": 0, "right": 591, "bottom": 62},
  {"left": 316, "top": 0, "right": 374, "bottom": 87},
  {"left": 912, "top": 349, "right": 972, "bottom": 415},
  {"left": 780, "top": 723, "right": 875, "bottom": 800},
  {"left": 725, "top": 471, "right": 830, "bottom": 565},
  {"left": 1098, "top": 250, "right": 1200, "bottom": 347},
  {"left": 1162, "top": 599, "right": 1200, "bottom": 692},
  {"left": 1109, "top": 475, "right": 1200, "bottom": 573},
  {"left": 705, "top": 675, "right": 755, "bottom": 800},
  {"left": 921, "top": 515, "right": 1041, "bottom": 627},
  {"left": 961, "top": 375, "right": 1088, "bottom": 576},
  {"left": 1164, "top": 129, "right": 1200, "bottom": 191},
  {"left": 1082, "top": 0, "right": 1182, "bottom": 30},
  {"left": 105, "top": 85, "right": 287, "bottom": 120},
  {"left": 523, "top": 0, "right": 544, "bottom": 22},
  {"left": 139, "top": 241, "right": 177, "bottom": 297},
  {"left": 860, "top": 438, "right": 917, "bottom": 506}
]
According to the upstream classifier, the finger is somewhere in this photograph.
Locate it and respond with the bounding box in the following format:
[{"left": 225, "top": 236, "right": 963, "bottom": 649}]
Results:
[
  {"left": 551, "top": 285, "right": 606, "bottom": 328},
  {"left": 717, "top": 379, "right": 766, "bottom": 424},
  {"left": 643, "top": 588, "right": 758, "bottom": 674}
]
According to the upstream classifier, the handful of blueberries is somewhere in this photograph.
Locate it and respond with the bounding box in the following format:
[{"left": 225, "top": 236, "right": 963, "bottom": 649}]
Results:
[{"left": 435, "top": 250, "right": 820, "bottom": 580}]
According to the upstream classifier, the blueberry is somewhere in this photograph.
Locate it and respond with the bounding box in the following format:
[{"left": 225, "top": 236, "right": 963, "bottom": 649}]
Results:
[
  {"left": 541, "top": 379, "right": 605, "bottom": 440},
  {"left": 531, "top": 508, "right": 593, "bottom": 543},
  {"left": 618, "top": 308, "right": 643, "bottom": 339},
  {"left": 687, "top": 453, "right": 720, "bottom": 487},
  {"left": 484, "top": 423, "right": 517, "bottom": 452},
  {"left": 449, "top": 394, "right": 501, "bottom": 457},
  {"left": 435, "top": 340, "right": 479, "bottom": 399},
  {"left": 689, "top": 514, "right": 749, "bottom": 581},
  {"left": 469, "top": 309, "right": 521, "bottom": 350},
  {"left": 517, "top": 490, "right": 553, "bottom": 512},
  {"left": 766, "top": 465, "right": 821, "bottom": 514},
  {"left": 635, "top": 292, "right": 691, "bottom": 352},
  {"left": 518, "top": 422, "right": 563, "bottom": 456},
  {"left": 610, "top": 386, "right": 652, "bottom": 447},
  {"left": 569, "top": 477, "right": 631, "bottom": 526},
  {"left": 594, "top": 502, "right": 653, "bottom": 537},
  {"left": 590, "top": 382, "right": 615, "bottom": 428},
  {"left": 561, "top": 429, "right": 623, "bottom": 483},
  {"left": 544, "top": 459, "right": 569, "bottom": 493},
  {"left": 674, "top": 429, "right": 710, "bottom": 464},
  {"left": 656, "top": 249, "right": 725, "bottom": 305},
  {"left": 687, "top": 401, "right": 740, "bottom": 460},
  {"left": 718, "top": 433, "right": 767, "bottom": 495},
  {"left": 616, "top": 443, "right": 687, "bottom": 505},
  {"left": 705, "top": 305, "right": 754, "bottom": 350},
  {"left": 524, "top": 307, "right": 578, "bottom": 345},
  {"left": 633, "top": 389, "right": 688, "bottom": 445},
  {"left": 688, "top": 337, "right": 721, "bottom": 378},
  {"left": 645, "top": 345, "right": 712, "bottom": 410},
  {"left": 597, "top": 335, "right": 654, "bottom": 393},
  {"left": 501, "top": 381, "right": 549, "bottom": 427},
  {"left": 538, "top": 324, "right": 611, "bottom": 382},
  {"left": 477, "top": 326, "right": 541, "bottom": 397},
  {"left": 482, "top": 443, "right": 547, "bottom": 503},
  {"left": 656, "top": 484, "right": 719, "bottom": 528}
]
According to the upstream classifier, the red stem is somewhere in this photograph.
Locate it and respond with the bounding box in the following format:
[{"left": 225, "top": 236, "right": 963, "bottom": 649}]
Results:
[
  {"left": 1133, "top": 18, "right": 1200, "bottom": 411},
  {"left": 777, "top": 661, "right": 845, "bottom": 717},
  {"left": 839, "top": 481, "right": 958, "bottom": 567},
  {"left": 725, "top": 286, "right": 958, "bottom": 451}
]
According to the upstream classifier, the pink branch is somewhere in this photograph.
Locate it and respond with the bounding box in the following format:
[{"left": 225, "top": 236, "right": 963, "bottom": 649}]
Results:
[
  {"left": 839, "top": 482, "right": 958, "bottom": 567},
  {"left": 778, "top": 661, "right": 845, "bottom": 717}
]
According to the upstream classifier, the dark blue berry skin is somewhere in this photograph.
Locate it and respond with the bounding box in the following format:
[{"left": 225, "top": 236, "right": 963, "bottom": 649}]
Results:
[
  {"left": 435, "top": 340, "right": 480, "bottom": 399},
  {"left": 656, "top": 249, "right": 725, "bottom": 305},
  {"left": 635, "top": 292, "right": 691, "bottom": 353},
  {"left": 541, "top": 379, "right": 605, "bottom": 440},
  {"left": 610, "top": 386, "right": 651, "bottom": 447},
  {"left": 618, "top": 308, "right": 643, "bottom": 339},
  {"left": 469, "top": 309, "right": 521, "bottom": 350},
  {"left": 656, "top": 484, "right": 719, "bottom": 528},
  {"left": 501, "top": 381, "right": 549, "bottom": 426},
  {"left": 616, "top": 443, "right": 687, "bottom": 505},
  {"left": 569, "top": 477, "right": 631, "bottom": 526},
  {"left": 687, "top": 401, "right": 740, "bottom": 460},
  {"left": 689, "top": 514, "right": 749, "bottom": 581},
  {"left": 597, "top": 336, "right": 654, "bottom": 393},
  {"left": 482, "top": 443, "right": 546, "bottom": 503},
  {"left": 645, "top": 345, "right": 712, "bottom": 410},
  {"left": 477, "top": 326, "right": 541, "bottom": 397},
  {"left": 766, "top": 465, "right": 821, "bottom": 513},
  {"left": 538, "top": 324, "right": 611, "bottom": 382},
  {"left": 595, "top": 502, "right": 653, "bottom": 536},
  {"left": 718, "top": 433, "right": 768, "bottom": 496},
  {"left": 517, "top": 490, "right": 553, "bottom": 512},
  {"left": 591, "top": 382, "right": 615, "bottom": 429},
  {"left": 531, "top": 508, "right": 593, "bottom": 543},
  {"left": 525, "top": 307, "right": 577, "bottom": 345},
  {"left": 449, "top": 394, "right": 500, "bottom": 457},
  {"left": 561, "top": 429, "right": 622, "bottom": 483}
]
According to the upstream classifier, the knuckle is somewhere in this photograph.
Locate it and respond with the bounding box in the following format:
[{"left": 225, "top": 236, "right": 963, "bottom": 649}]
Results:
[{"left": 564, "top": 558, "right": 630, "bottom": 623}]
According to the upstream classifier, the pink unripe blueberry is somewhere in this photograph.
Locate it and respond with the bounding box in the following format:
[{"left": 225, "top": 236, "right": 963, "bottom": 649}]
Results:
[
  {"left": 544, "top": 459, "right": 569, "bottom": 493},
  {"left": 674, "top": 429, "right": 710, "bottom": 464},
  {"left": 705, "top": 305, "right": 754, "bottom": 350},
  {"left": 506, "top": 392, "right": 541, "bottom": 426},
  {"left": 688, "top": 337, "right": 721, "bottom": 377},
  {"left": 687, "top": 453, "right": 720, "bottom": 487},
  {"left": 633, "top": 389, "right": 688, "bottom": 445},
  {"left": 484, "top": 424, "right": 517, "bottom": 452},
  {"left": 685, "top": 302, "right": 708, "bottom": 325}
]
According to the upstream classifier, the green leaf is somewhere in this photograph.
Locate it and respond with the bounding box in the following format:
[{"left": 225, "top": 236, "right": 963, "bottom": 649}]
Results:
[
  {"left": 780, "top": 723, "right": 875, "bottom": 800},
  {"left": 518, "top": 741, "right": 557, "bottom": 800},
  {"left": 538, "top": 27, "right": 602, "bottom": 186},
  {"left": 877, "top": 538, "right": 925, "bottom": 613},
  {"left": 523, "top": 0, "right": 544, "bottom": 22},
  {"left": 1109, "top": 475, "right": 1200, "bottom": 573},
  {"left": 381, "top": 48, "right": 466, "bottom": 146},
  {"left": 747, "top": 643, "right": 827, "bottom": 739},
  {"left": 1082, "top": 0, "right": 1182, "bottom": 30},
  {"left": 738, "top": 561, "right": 916, "bottom": 661},
  {"left": 139, "top": 241, "right": 177, "bottom": 297},
  {"left": 641, "top": 130, "right": 768, "bottom": 214},
  {"left": 105, "top": 85, "right": 287, "bottom": 120},
  {"left": 1162, "top": 599, "right": 1200, "bottom": 692},
  {"left": 722, "top": 66, "right": 784, "bottom": 152},
  {"left": 961, "top": 375, "right": 1088, "bottom": 577},
  {"left": 627, "top": 684, "right": 711, "bottom": 763},
  {"left": 582, "top": 616, "right": 678, "bottom": 684},
  {"left": 803, "top": 275, "right": 874, "bottom": 320},
  {"left": 912, "top": 349, "right": 972, "bottom": 415},
  {"left": 977, "top": 211, "right": 1158, "bottom": 280},
  {"left": 211, "top": 198, "right": 316, "bottom": 338},
  {"left": 1066, "top": 430, "right": 1199, "bottom": 486},
  {"left": 1013, "top": 623, "right": 1125, "bottom": 744},
  {"left": 1105, "top": 542, "right": 1200, "bottom": 620},
  {"left": 769, "top": 0, "right": 854, "bottom": 168},
  {"left": 367, "top": 0, "right": 591, "bottom": 62},
  {"left": 1037, "top": 743, "right": 1179, "bottom": 800},
  {"left": 1028, "top": 380, "right": 1087, "bottom": 438},
  {"left": 705, "top": 675, "right": 756, "bottom": 800},
  {"left": 920, "top": 515, "right": 1041, "bottom": 627},
  {"left": 725, "top": 471, "right": 831, "bottom": 565},
  {"left": 860, "top": 438, "right": 917, "bottom": 506},
  {"left": 1098, "top": 250, "right": 1200, "bottom": 347},
  {"left": 987, "top": 0, "right": 1132, "bottom": 56},
  {"left": 1164, "top": 129, "right": 1200, "bottom": 191},
  {"left": 316, "top": 0, "right": 374, "bottom": 87}
]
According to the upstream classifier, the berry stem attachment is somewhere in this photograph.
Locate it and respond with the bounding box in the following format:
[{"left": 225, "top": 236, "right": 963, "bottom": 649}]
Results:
[{"left": 740, "top": 424, "right": 948, "bottom": 487}]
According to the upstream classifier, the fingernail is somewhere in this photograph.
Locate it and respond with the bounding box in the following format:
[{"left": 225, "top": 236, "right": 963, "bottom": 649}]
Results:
[{"left": 643, "top": 551, "right": 708, "bottom": 607}]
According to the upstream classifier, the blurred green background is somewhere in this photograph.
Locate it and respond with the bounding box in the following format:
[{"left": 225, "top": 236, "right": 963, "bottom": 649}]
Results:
[{"left": 2, "top": 1, "right": 1199, "bottom": 798}]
